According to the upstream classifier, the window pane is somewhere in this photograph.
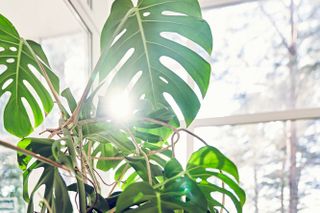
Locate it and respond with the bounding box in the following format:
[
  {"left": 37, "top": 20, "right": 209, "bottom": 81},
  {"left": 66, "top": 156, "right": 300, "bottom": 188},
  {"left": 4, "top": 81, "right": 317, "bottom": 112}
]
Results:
[
  {"left": 0, "top": 1, "right": 90, "bottom": 212},
  {"left": 195, "top": 120, "right": 320, "bottom": 212},
  {"left": 198, "top": 0, "right": 320, "bottom": 118}
]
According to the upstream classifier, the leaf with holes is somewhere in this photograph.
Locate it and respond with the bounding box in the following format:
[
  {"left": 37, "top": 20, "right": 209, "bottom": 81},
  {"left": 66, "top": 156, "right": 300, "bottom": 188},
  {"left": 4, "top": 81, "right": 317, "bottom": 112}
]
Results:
[
  {"left": 96, "top": 0, "right": 212, "bottom": 125},
  {"left": 187, "top": 146, "right": 246, "bottom": 212},
  {"left": 17, "top": 138, "right": 72, "bottom": 213},
  {"left": 116, "top": 181, "right": 207, "bottom": 213},
  {"left": 0, "top": 14, "right": 59, "bottom": 138}
]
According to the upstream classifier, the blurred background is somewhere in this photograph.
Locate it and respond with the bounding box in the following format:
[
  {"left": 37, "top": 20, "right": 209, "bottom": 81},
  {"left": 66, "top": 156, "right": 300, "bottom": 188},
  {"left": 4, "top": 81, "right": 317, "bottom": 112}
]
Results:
[{"left": 0, "top": 0, "right": 319, "bottom": 212}]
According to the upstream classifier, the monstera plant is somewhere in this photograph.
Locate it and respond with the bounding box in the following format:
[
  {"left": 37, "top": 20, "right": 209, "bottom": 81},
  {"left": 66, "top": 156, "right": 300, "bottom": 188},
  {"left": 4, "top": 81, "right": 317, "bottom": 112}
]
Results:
[{"left": 0, "top": 0, "right": 245, "bottom": 212}]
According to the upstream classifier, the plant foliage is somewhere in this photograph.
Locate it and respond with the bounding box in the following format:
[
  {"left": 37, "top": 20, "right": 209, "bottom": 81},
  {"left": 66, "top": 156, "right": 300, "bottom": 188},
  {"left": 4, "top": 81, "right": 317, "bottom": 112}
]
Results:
[
  {"left": 0, "top": 0, "right": 246, "bottom": 213},
  {"left": 96, "top": 0, "right": 212, "bottom": 125},
  {"left": 0, "top": 14, "right": 59, "bottom": 137}
]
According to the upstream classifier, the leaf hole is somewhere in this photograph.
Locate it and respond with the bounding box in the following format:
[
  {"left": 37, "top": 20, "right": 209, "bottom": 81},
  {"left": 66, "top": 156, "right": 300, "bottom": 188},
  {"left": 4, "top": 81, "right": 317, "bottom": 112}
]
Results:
[
  {"left": 0, "top": 92, "right": 10, "bottom": 121},
  {"left": 21, "top": 97, "right": 36, "bottom": 127},
  {"left": 205, "top": 168, "right": 221, "bottom": 173},
  {"left": 143, "top": 12, "right": 151, "bottom": 17},
  {"left": 27, "top": 64, "right": 41, "bottom": 78},
  {"left": 23, "top": 80, "right": 45, "bottom": 118},
  {"left": 2, "top": 79, "right": 13, "bottom": 90},
  {"left": 29, "top": 168, "right": 45, "bottom": 211},
  {"left": 160, "top": 32, "right": 211, "bottom": 63},
  {"left": 162, "top": 11, "right": 187, "bottom": 16},
  {"left": 103, "top": 48, "right": 135, "bottom": 89},
  {"left": 9, "top": 47, "right": 17, "bottom": 52},
  {"left": 139, "top": 94, "right": 145, "bottom": 100},
  {"left": 196, "top": 177, "right": 202, "bottom": 183},
  {"left": 127, "top": 70, "right": 143, "bottom": 92},
  {"left": 163, "top": 92, "right": 184, "bottom": 125},
  {"left": 111, "top": 28, "right": 127, "bottom": 47},
  {"left": 159, "top": 76, "right": 168, "bottom": 84},
  {"left": 0, "top": 47, "right": 5, "bottom": 52},
  {"left": 27, "top": 64, "right": 50, "bottom": 92},
  {"left": 0, "top": 64, "right": 8, "bottom": 75},
  {"left": 6, "top": 58, "right": 15, "bottom": 64},
  {"left": 160, "top": 56, "right": 202, "bottom": 101},
  {"left": 210, "top": 192, "right": 222, "bottom": 201}
]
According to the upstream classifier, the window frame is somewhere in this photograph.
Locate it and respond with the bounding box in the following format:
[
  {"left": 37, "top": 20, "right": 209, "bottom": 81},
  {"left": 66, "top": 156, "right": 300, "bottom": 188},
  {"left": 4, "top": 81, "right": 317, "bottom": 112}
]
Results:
[
  {"left": 64, "top": 0, "right": 106, "bottom": 69},
  {"left": 185, "top": 0, "right": 320, "bottom": 157}
]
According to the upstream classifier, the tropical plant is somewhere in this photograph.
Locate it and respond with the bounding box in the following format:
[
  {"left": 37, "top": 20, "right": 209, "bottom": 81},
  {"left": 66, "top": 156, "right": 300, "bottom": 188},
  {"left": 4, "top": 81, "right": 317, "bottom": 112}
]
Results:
[{"left": 0, "top": 0, "right": 245, "bottom": 212}]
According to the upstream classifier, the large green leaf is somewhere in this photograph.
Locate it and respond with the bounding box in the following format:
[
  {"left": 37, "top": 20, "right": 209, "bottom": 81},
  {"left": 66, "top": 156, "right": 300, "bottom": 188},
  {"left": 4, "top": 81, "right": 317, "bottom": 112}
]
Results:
[
  {"left": 96, "top": 0, "right": 212, "bottom": 125},
  {"left": 187, "top": 146, "right": 246, "bottom": 213},
  {"left": 116, "top": 181, "right": 207, "bottom": 213},
  {"left": 0, "top": 14, "right": 59, "bottom": 138},
  {"left": 117, "top": 155, "right": 244, "bottom": 213},
  {"left": 116, "top": 160, "right": 207, "bottom": 213},
  {"left": 17, "top": 138, "right": 72, "bottom": 213}
]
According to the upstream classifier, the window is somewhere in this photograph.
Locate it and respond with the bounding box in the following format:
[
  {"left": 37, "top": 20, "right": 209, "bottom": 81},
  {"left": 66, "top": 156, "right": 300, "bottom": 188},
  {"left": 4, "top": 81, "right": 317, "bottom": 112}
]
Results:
[
  {"left": 0, "top": 0, "right": 91, "bottom": 212},
  {"left": 183, "top": 0, "right": 320, "bottom": 212},
  {"left": 195, "top": 120, "right": 320, "bottom": 212}
]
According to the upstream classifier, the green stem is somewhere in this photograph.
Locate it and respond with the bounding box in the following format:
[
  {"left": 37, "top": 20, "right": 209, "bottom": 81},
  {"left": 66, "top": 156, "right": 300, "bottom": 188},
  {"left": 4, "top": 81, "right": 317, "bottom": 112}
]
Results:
[
  {"left": 24, "top": 39, "right": 67, "bottom": 118},
  {"left": 154, "top": 171, "right": 186, "bottom": 189},
  {"left": 61, "top": 120, "right": 87, "bottom": 213},
  {"left": 127, "top": 128, "right": 152, "bottom": 185},
  {"left": 156, "top": 192, "right": 162, "bottom": 213},
  {"left": 76, "top": 175, "right": 87, "bottom": 213}
]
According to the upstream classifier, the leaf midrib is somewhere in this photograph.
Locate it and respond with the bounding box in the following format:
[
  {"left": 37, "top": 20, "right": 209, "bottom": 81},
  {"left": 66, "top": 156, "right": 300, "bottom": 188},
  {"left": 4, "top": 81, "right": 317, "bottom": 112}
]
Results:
[
  {"left": 134, "top": 7, "right": 157, "bottom": 106},
  {"left": 15, "top": 39, "right": 23, "bottom": 104}
]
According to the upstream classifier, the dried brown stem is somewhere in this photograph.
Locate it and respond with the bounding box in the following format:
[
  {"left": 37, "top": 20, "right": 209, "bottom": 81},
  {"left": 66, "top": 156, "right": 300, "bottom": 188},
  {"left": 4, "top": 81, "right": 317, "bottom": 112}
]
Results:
[
  {"left": 108, "top": 164, "right": 130, "bottom": 196},
  {"left": 0, "top": 139, "right": 70, "bottom": 172}
]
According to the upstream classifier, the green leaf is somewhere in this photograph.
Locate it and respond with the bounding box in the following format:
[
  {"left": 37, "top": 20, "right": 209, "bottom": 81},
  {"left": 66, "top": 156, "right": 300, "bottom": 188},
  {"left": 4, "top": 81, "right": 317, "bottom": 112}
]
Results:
[
  {"left": 164, "top": 176, "right": 208, "bottom": 212},
  {"left": 68, "top": 183, "right": 110, "bottom": 212},
  {"left": 164, "top": 158, "right": 183, "bottom": 178},
  {"left": 17, "top": 138, "right": 72, "bottom": 213},
  {"left": 126, "top": 156, "right": 163, "bottom": 184},
  {"left": 187, "top": 146, "right": 246, "bottom": 212},
  {"left": 96, "top": 0, "right": 212, "bottom": 126},
  {"left": 116, "top": 182, "right": 158, "bottom": 212},
  {"left": 116, "top": 153, "right": 244, "bottom": 213},
  {"left": 95, "top": 143, "right": 121, "bottom": 171},
  {"left": 61, "top": 88, "right": 77, "bottom": 113},
  {"left": 133, "top": 130, "right": 163, "bottom": 143},
  {"left": 187, "top": 146, "right": 240, "bottom": 182},
  {"left": 0, "top": 14, "right": 59, "bottom": 138},
  {"left": 116, "top": 180, "right": 207, "bottom": 213}
]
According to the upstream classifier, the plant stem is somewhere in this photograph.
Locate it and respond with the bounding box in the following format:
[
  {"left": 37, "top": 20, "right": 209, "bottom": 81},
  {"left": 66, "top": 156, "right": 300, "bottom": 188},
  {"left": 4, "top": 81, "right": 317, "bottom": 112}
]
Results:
[
  {"left": 142, "top": 117, "right": 177, "bottom": 131},
  {"left": 108, "top": 164, "right": 130, "bottom": 196},
  {"left": 76, "top": 175, "right": 87, "bottom": 213},
  {"left": 154, "top": 170, "right": 186, "bottom": 189},
  {"left": 220, "top": 170, "right": 226, "bottom": 213},
  {"left": 127, "top": 128, "right": 152, "bottom": 185},
  {"left": 0, "top": 139, "right": 70, "bottom": 172},
  {"left": 178, "top": 128, "right": 209, "bottom": 146},
  {"left": 24, "top": 39, "right": 67, "bottom": 118},
  {"left": 62, "top": 121, "right": 87, "bottom": 213}
]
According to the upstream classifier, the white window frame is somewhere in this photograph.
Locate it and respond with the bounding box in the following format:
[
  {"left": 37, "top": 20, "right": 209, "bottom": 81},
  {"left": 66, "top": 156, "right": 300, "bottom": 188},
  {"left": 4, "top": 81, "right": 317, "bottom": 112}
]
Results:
[
  {"left": 64, "top": 0, "right": 111, "bottom": 69},
  {"left": 185, "top": 0, "right": 320, "bottom": 157}
]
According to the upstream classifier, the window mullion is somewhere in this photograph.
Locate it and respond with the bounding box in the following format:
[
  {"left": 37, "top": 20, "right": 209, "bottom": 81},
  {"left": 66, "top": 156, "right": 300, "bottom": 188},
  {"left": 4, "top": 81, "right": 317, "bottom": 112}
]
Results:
[{"left": 192, "top": 108, "right": 320, "bottom": 128}]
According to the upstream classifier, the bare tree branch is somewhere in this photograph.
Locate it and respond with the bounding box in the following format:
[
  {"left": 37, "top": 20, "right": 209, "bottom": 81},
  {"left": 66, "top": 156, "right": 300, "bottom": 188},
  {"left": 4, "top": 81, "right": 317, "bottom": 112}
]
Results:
[{"left": 258, "top": 1, "right": 291, "bottom": 52}]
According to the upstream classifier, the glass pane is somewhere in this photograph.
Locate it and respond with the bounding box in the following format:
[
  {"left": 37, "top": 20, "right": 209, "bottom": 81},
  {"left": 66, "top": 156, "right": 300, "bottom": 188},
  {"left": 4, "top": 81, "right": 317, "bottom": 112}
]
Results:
[
  {"left": 194, "top": 120, "right": 320, "bottom": 212},
  {"left": 0, "top": 1, "right": 90, "bottom": 212},
  {"left": 198, "top": 0, "right": 320, "bottom": 118}
]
